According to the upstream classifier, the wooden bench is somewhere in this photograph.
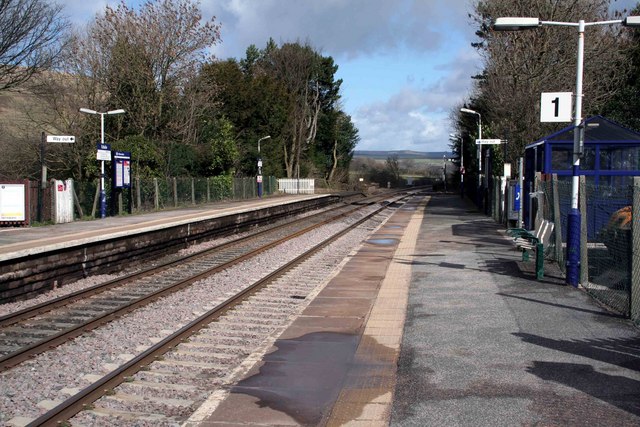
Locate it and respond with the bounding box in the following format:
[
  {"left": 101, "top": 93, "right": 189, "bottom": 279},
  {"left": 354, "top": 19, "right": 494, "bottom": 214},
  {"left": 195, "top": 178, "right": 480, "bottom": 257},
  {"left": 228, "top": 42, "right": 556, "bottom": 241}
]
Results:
[{"left": 507, "top": 219, "right": 554, "bottom": 280}]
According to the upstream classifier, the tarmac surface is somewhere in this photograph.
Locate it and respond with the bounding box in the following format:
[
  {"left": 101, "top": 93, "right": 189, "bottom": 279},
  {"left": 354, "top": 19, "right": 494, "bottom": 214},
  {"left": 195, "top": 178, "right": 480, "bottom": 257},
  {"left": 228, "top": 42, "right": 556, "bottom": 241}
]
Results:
[{"left": 389, "top": 194, "right": 640, "bottom": 426}]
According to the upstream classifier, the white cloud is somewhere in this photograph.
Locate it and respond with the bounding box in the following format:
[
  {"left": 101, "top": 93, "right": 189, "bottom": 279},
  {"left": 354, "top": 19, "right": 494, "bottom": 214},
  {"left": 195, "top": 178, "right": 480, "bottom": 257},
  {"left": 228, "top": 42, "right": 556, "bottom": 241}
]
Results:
[
  {"left": 62, "top": 0, "right": 116, "bottom": 24},
  {"left": 59, "top": 0, "right": 481, "bottom": 153},
  {"left": 352, "top": 48, "right": 480, "bottom": 152},
  {"left": 354, "top": 106, "right": 448, "bottom": 152},
  {"left": 205, "top": 0, "right": 474, "bottom": 59}
]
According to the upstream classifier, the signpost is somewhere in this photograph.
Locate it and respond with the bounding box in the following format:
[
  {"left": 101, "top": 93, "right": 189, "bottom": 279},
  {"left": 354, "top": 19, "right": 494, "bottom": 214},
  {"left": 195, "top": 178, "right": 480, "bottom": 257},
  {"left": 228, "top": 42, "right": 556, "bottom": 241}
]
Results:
[
  {"left": 97, "top": 143, "right": 111, "bottom": 161},
  {"left": 474, "top": 138, "right": 508, "bottom": 214},
  {"left": 80, "top": 107, "right": 125, "bottom": 219},
  {"left": 96, "top": 143, "right": 111, "bottom": 218},
  {"left": 39, "top": 134, "right": 76, "bottom": 222},
  {"left": 257, "top": 158, "right": 264, "bottom": 197},
  {"left": 0, "top": 183, "right": 27, "bottom": 224},
  {"left": 111, "top": 151, "right": 132, "bottom": 215}
]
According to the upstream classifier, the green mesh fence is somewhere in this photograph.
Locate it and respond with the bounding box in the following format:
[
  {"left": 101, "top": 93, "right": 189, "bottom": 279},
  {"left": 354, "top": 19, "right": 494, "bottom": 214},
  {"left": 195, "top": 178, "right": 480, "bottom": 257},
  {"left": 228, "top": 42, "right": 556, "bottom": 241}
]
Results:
[
  {"left": 495, "top": 174, "right": 639, "bottom": 319},
  {"left": 135, "top": 177, "right": 158, "bottom": 211},
  {"left": 73, "top": 180, "right": 99, "bottom": 219},
  {"left": 67, "top": 176, "right": 278, "bottom": 218},
  {"left": 534, "top": 176, "right": 633, "bottom": 317},
  {"left": 582, "top": 181, "right": 633, "bottom": 316},
  {"left": 156, "top": 178, "right": 173, "bottom": 209},
  {"left": 194, "top": 178, "right": 208, "bottom": 204},
  {"left": 631, "top": 178, "right": 640, "bottom": 325}
]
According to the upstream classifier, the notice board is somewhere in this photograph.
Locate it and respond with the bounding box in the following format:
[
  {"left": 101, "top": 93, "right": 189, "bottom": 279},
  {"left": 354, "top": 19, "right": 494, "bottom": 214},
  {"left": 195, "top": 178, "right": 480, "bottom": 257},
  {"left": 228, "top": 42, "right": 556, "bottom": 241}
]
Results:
[{"left": 0, "top": 181, "right": 29, "bottom": 225}]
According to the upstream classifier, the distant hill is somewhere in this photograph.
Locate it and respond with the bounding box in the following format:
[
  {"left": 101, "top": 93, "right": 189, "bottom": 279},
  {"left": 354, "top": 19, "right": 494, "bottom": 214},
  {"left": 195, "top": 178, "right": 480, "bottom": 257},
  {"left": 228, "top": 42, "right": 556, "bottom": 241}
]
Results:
[{"left": 354, "top": 150, "right": 454, "bottom": 160}]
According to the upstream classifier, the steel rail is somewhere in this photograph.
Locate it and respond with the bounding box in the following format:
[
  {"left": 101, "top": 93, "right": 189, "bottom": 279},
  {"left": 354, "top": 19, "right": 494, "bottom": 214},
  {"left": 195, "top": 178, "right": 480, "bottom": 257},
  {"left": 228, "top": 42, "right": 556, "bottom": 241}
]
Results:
[
  {"left": 27, "top": 191, "right": 409, "bottom": 427},
  {"left": 0, "top": 191, "right": 400, "bottom": 328},
  {"left": 0, "top": 192, "right": 405, "bottom": 371},
  {"left": 0, "top": 198, "right": 361, "bottom": 328}
]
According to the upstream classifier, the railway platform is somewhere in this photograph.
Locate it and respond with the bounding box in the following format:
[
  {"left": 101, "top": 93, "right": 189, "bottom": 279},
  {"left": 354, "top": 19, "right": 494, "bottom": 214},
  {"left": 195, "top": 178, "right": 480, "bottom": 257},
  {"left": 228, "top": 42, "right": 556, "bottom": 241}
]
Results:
[
  {"left": 187, "top": 193, "right": 640, "bottom": 426},
  {"left": 0, "top": 193, "right": 326, "bottom": 260},
  {"left": 0, "top": 193, "right": 332, "bottom": 302}
]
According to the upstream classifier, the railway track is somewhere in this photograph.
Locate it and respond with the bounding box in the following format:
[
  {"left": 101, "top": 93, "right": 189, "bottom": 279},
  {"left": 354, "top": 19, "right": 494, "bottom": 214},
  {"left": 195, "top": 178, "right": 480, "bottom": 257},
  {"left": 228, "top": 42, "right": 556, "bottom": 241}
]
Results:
[
  {"left": 25, "top": 191, "right": 416, "bottom": 426},
  {"left": 0, "top": 192, "right": 403, "bottom": 373}
]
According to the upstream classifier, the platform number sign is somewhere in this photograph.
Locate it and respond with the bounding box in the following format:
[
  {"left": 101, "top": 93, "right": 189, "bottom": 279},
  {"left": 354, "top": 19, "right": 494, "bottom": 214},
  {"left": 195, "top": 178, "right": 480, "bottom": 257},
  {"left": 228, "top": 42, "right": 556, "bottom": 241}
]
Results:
[{"left": 540, "top": 92, "right": 572, "bottom": 122}]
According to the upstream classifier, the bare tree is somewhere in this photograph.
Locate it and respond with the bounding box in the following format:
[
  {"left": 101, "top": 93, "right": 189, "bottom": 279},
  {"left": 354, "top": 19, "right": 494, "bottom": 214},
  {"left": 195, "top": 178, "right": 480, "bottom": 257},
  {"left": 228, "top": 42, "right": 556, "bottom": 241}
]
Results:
[
  {"left": 386, "top": 154, "right": 401, "bottom": 183},
  {"left": 0, "top": 0, "right": 68, "bottom": 91},
  {"left": 81, "top": 0, "right": 220, "bottom": 137},
  {"left": 266, "top": 42, "right": 322, "bottom": 178},
  {"left": 468, "top": 0, "right": 629, "bottom": 162},
  {"left": 56, "top": 0, "right": 221, "bottom": 176}
]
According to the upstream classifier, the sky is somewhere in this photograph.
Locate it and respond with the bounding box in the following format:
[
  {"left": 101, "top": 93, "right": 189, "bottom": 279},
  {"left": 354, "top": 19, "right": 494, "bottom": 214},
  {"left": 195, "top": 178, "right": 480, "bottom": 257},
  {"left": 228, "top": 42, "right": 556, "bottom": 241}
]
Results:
[{"left": 62, "top": 0, "right": 639, "bottom": 153}]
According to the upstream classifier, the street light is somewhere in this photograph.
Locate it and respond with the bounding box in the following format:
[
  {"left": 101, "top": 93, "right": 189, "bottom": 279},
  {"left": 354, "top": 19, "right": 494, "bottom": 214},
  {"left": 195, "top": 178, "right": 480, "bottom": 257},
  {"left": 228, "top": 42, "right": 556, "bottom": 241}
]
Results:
[
  {"left": 460, "top": 108, "right": 482, "bottom": 172},
  {"left": 79, "top": 108, "right": 126, "bottom": 218},
  {"left": 257, "top": 135, "right": 271, "bottom": 198},
  {"left": 442, "top": 154, "right": 447, "bottom": 192},
  {"left": 460, "top": 107, "right": 484, "bottom": 206},
  {"left": 449, "top": 133, "right": 464, "bottom": 197},
  {"left": 494, "top": 14, "right": 640, "bottom": 287}
]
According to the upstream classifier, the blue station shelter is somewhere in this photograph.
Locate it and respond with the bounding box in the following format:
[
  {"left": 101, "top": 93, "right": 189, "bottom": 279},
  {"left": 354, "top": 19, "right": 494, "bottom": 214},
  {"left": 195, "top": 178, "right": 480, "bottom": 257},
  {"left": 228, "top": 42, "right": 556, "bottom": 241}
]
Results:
[{"left": 523, "top": 115, "right": 640, "bottom": 235}]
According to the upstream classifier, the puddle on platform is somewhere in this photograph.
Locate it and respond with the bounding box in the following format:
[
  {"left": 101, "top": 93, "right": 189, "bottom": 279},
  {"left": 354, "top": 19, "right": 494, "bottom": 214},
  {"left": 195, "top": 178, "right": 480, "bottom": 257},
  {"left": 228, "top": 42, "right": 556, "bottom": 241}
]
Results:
[
  {"left": 231, "top": 331, "right": 395, "bottom": 425},
  {"left": 367, "top": 238, "right": 399, "bottom": 246}
]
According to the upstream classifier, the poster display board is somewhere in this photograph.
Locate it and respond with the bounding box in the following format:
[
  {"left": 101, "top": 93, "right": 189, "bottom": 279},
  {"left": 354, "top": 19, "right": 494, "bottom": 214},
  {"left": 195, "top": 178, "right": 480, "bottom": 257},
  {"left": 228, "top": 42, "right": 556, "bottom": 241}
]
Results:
[
  {"left": 0, "top": 182, "right": 29, "bottom": 225},
  {"left": 113, "top": 151, "right": 131, "bottom": 188}
]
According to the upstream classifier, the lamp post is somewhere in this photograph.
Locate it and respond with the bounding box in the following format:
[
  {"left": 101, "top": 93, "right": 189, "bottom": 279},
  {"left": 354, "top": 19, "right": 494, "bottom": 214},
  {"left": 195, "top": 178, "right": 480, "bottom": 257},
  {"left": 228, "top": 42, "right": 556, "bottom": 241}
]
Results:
[
  {"left": 460, "top": 107, "right": 483, "bottom": 207},
  {"left": 449, "top": 133, "right": 464, "bottom": 197},
  {"left": 257, "top": 135, "right": 271, "bottom": 198},
  {"left": 443, "top": 154, "right": 447, "bottom": 192},
  {"left": 494, "top": 15, "right": 640, "bottom": 287},
  {"left": 79, "top": 108, "right": 126, "bottom": 219}
]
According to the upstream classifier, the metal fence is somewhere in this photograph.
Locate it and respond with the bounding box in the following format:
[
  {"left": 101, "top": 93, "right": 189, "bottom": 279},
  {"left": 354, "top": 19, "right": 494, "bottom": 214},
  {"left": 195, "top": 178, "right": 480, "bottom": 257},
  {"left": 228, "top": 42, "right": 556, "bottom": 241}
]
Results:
[
  {"left": 492, "top": 173, "right": 640, "bottom": 325},
  {"left": 277, "top": 178, "right": 315, "bottom": 194},
  {"left": 31, "top": 175, "right": 280, "bottom": 222}
]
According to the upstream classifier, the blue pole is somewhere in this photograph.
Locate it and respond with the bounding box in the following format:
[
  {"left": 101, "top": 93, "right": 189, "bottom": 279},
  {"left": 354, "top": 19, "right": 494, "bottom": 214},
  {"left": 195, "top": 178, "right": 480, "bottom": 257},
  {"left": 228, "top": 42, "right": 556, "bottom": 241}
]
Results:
[
  {"left": 100, "top": 174, "right": 107, "bottom": 218},
  {"left": 566, "top": 21, "right": 585, "bottom": 287},
  {"left": 566, "top": 208, "right": 580, "bottom": 286},
  {"left": 100, "top": 113, "right": 106, "bottom": 219},
  {"left": 257, "top": 155, "right": 263, "bottom": 198}
]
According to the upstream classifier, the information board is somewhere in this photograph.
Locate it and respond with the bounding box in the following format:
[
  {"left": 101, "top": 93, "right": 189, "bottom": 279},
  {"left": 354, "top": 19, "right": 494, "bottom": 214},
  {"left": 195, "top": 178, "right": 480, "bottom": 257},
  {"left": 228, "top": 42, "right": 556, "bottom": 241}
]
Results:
[
  {"left": 113, "top": 151, "right": 131, "bottom": 188},
  {"left": 97, "top": 143, "right": 112, "bottom": 161},
  {"left": 0, "top": 183, "right": 26, "bottom": 222}
]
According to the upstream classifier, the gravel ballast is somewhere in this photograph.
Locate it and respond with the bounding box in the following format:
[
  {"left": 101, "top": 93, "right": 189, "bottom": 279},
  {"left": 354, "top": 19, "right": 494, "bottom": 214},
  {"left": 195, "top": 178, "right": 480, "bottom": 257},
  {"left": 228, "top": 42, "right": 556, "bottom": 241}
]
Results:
[{"left": 0, "top": 204, "right": 394, "bottom": 426}]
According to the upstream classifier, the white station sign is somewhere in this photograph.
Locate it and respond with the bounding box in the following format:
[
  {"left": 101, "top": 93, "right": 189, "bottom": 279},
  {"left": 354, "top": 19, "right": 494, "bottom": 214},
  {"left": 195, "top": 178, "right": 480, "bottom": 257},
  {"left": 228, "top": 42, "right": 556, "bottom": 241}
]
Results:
[
  {"left": 96, "top": 143, "right": 111, "bottom": 161},
  {"left": 46, "top": 135, "right": 75, "bottom": 143},
  {"left": 475, "top": 139, "right": 503, "bottom": 145},
  {"left": 540, "top": 92, "right": 572, "bottom": 122}
]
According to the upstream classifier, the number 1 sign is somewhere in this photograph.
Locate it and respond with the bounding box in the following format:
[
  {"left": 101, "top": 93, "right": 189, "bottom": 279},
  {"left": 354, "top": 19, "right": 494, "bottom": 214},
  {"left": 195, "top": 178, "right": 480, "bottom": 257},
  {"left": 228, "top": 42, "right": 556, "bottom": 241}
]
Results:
[{"left": 540, "top": 92, "right": 572, "bottom": 122}]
